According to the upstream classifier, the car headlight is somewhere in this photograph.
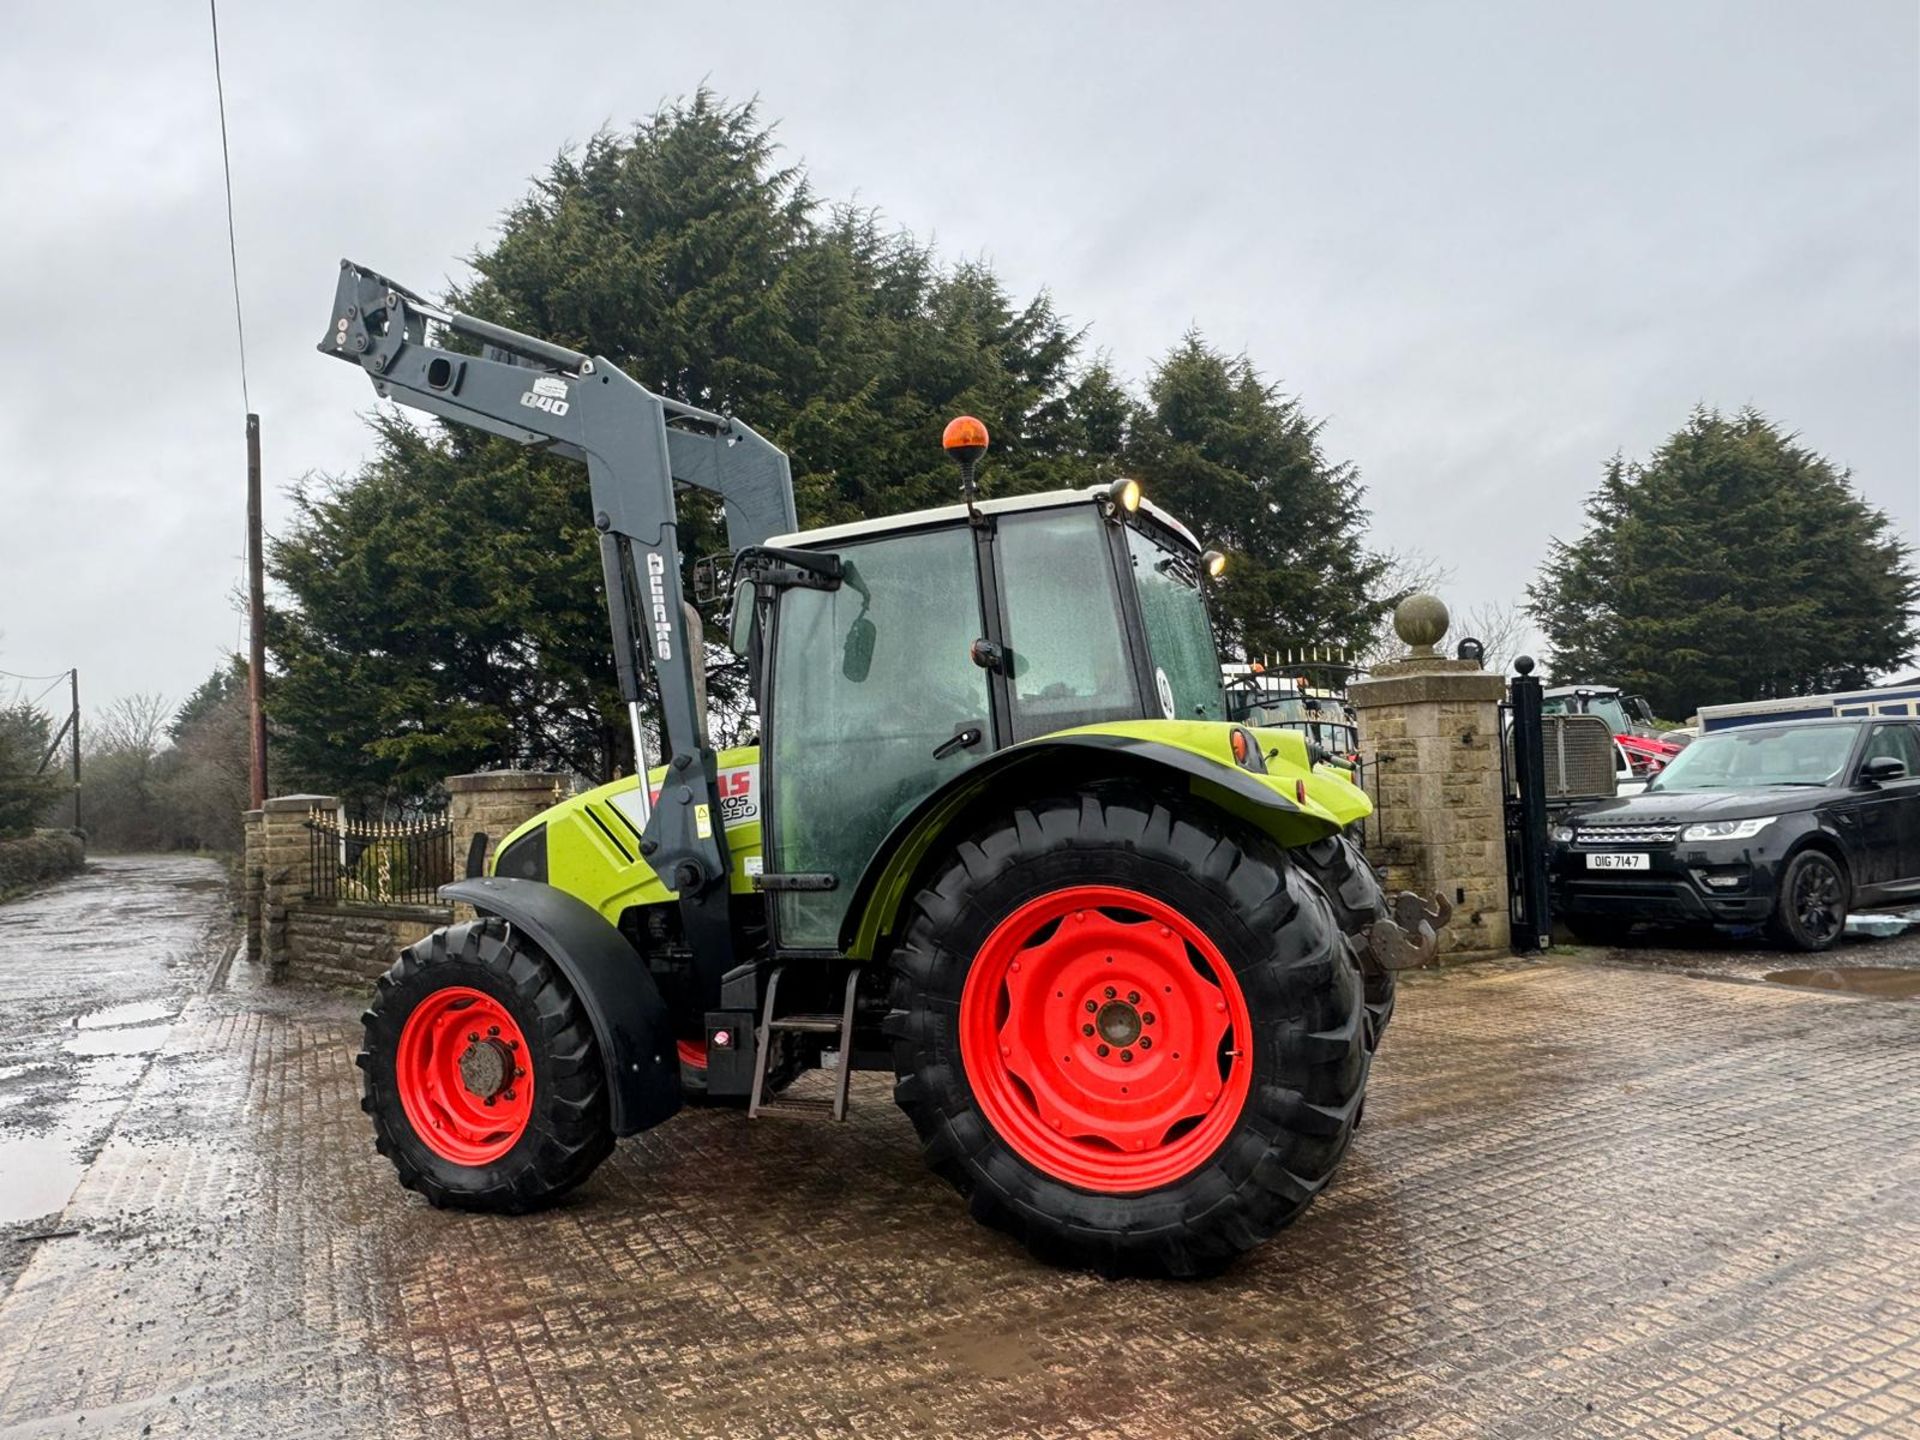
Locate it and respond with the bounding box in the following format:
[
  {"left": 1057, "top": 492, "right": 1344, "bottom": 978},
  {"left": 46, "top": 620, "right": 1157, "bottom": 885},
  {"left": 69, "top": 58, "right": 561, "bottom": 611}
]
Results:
[
  {"left": 1551, "top": 826, "right": 1575, "bottom": 843},
  {"left": 1680, "top": 817, "right": 1776, "bottom": 843}
]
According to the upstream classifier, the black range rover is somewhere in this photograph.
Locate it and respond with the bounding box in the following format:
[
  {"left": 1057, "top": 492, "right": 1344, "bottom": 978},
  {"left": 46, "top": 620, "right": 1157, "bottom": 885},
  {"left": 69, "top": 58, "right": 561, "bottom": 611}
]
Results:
[{"left": 1549, "top": 717, "right": 1920, "bottom": 950}]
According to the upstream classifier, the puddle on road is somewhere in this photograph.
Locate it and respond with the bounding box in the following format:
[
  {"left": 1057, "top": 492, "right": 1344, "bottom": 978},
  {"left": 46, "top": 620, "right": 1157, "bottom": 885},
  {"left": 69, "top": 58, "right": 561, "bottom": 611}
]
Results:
[
  {"left": 1763, "top": 966, "right": 1920, "bottom": 1000},
  {"left": 0, "top": 1133, "right": 84, "bottom": 1227},
  {"left": 71, "top": 1000, "right": 176, "bottom": 1030},
  {"left": 62, "top": 1023, "right": 170, "bottom": 1058}
]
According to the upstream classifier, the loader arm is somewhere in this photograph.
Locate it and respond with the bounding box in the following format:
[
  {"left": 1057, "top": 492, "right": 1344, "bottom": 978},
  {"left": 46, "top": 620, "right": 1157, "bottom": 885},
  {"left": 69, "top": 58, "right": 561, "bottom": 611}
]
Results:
[{"left": 319, "top": 260, "right": 798, "bottom": 996}]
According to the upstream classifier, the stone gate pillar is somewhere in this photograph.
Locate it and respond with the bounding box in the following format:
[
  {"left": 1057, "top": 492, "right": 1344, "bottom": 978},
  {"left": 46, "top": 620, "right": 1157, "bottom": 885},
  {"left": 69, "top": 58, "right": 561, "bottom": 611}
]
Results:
[
  {"left": 445, "top": 771, "right": 568, "bottom": 919},
  {"left": 1348, "top": 597, "right": 1510, "bottom": 960},
  {"left": 259, "top": 793, "right": 340, "bottom": 974}
]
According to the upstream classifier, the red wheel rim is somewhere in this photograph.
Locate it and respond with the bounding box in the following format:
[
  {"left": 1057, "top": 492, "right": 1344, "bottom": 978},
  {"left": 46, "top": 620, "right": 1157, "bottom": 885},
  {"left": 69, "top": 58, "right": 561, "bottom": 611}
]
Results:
[
  {"left": 959, "top": 885, "right": 1254, "bottom": 1193},
  {"left": 395, "top": 986, "right": 533, "bottom": 1165},
  {"left": 676, "top": 1039, "right": 708, "bottom": 1070}
]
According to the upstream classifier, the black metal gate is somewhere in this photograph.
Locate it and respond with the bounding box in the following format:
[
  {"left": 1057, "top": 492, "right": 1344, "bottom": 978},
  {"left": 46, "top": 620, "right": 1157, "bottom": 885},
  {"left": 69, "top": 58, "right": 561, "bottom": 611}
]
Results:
[{"left": 1501, "top": 659, "right": 1552, "bottom": 952}]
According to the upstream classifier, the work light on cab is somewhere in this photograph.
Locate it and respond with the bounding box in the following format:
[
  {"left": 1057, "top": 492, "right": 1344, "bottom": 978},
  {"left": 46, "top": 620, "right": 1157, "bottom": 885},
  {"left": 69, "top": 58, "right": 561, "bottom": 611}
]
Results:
[
  {"left": 1202, "top": 549, "right": 1227, "bottom": 578},
  {"left": 1105, "top": 477, "right": 1142, "bottom": 514}
]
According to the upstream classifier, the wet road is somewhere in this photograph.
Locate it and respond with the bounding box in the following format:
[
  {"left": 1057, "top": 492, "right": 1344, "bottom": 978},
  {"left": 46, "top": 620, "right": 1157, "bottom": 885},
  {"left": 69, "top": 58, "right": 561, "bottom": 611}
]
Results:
[
  {"left": 0, "top": 856, "right": 229, "bottom": 1286},
  {"left": 0, "top": 872, "right": 1916, "bottom": 1437}
]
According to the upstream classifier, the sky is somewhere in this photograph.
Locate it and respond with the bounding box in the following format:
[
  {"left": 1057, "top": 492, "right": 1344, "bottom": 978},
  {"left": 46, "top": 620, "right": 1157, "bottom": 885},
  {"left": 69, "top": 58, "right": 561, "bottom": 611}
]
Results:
[{"left": 1, "top": 0, "right": 1915, "bottom": 714}]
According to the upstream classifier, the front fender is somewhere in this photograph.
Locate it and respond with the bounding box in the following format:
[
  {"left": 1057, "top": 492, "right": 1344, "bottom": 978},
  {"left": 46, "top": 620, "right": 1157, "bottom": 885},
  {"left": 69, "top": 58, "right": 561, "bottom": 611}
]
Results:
[
  {"left": 443, "top": 877, "right": 680, "bottom": 1136},
  {"left": 838, "top": 722, "right": 1370, "bottom": 958}
]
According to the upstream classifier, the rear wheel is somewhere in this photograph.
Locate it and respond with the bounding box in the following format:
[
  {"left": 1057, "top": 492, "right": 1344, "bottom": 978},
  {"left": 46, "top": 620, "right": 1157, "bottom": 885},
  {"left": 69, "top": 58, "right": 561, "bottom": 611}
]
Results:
[
  {"left": 359, "top": 918, "right": 613, "bottom": 1211},
  {"left": 1767, "top": 849, "right": 1849, "bottom": 953},
  {"left": 1291, "top": 834, "right": 1395, "bottom": 1050},
  {"left": 888, "top": 789, "right": 1368, "bottom": 1276}
]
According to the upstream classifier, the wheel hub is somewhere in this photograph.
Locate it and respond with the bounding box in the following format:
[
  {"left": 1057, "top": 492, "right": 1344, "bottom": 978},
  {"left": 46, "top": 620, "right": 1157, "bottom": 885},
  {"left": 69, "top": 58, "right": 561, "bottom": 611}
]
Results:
[
  {"left": 458, "top": 1038, "right": 515, "bottom": 1100},
  {"left": 958, "top": 885, "right": 1253, "bottom": 1193},
  {"left": 394, "top": 987, "right": 533, "bottom": 1165}
]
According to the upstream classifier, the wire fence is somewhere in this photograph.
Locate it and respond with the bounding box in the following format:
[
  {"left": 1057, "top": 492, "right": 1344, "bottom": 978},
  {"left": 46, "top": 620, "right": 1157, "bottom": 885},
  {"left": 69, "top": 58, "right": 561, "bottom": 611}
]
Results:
[{"left": 307, "top": 810, "right": 453, "bottom": 908}]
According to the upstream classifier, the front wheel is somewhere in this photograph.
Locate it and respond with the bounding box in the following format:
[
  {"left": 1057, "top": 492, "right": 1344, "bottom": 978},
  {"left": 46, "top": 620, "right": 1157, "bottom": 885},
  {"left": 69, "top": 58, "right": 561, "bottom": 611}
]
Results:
[
  {"left": 1767, "top": 849, "right": 1849, "bottom": 953},
  {"left": 359, "top": 918, "right": 614, "bottom": 1211},
  {"left": 888, "top": 790, "right": 1368, "bottom": 1276}
]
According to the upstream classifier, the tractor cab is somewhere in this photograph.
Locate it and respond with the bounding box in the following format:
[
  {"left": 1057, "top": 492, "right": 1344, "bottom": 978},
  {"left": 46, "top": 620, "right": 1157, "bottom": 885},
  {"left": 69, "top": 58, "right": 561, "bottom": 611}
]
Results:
[{"left": 734, "top": 478, "right": 1228, "bottom": 951}]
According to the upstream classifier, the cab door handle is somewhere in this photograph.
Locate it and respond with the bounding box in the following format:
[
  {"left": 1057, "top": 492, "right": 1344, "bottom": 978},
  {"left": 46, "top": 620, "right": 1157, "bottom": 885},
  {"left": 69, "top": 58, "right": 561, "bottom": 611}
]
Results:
[{"left": 933, "top": 726, "right": 983, "bottom": 760}]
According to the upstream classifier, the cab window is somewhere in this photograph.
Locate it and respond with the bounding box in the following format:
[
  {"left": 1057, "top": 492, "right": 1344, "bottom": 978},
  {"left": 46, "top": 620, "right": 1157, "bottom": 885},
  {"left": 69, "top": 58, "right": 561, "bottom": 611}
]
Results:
[
  {"left": 996, "top": 508, "right": 1137, "bottom": 743},
  {"left": 1125, "top": 525, "right": 1224, "bottom": 721}
]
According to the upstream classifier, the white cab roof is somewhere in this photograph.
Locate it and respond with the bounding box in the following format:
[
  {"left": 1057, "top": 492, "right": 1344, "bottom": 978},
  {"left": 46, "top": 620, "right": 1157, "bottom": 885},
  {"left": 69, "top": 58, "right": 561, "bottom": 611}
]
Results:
[{"left": 767, "top": 485, "right": 1202, "bottom": 552}]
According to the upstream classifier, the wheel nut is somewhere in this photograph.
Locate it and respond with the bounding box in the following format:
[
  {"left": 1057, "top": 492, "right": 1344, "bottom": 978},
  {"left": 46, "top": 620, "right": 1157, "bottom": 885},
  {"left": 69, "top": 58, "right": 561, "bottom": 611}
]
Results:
[
  {"left": 1082, "top": 1024, "right": 1095, "bottom": 1036},
  {"left": 1140, "top": 1037, "right": 1152, "bottom": 1050},
  {"left": 514, "top": 1067, "right": 526, "bottom": 1078},
  {"left": 1085, "top": 1000, "right": 1097, "bottom": 1013},
  {"left": 1105, "top": 986, "right": 1116, "bottom": 999},
  {"left": 1097, "top": 1044, "right": 1110, "bottom": 1057},
  {"left": 1127, "top": 990, "right": 1140, "bottom": 1004},
  {"left": 484, "top": 1096, "right": 496, "bottom": 1107},
  {"left": 468, "top": 1032, "right": 480, "bottom": 1043},
  {"left": 502, "top": 1089, "right": 517, "bottom": 1102},
  {"left": 1143, "top": 1012, "right": 1156, "bottom": 1025},
  {"left": 1121, "top": 1050, "right": 1133, "bottom": 1063},
  {"left": 488, "top": 1026, "right": 500, "bottom": 1037}
]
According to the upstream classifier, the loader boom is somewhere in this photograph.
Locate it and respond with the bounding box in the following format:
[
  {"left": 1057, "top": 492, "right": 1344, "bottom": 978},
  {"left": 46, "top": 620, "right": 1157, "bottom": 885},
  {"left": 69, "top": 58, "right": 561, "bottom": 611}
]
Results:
[{"left": 319, "top": 260, "right": 798, "bottom": 993}]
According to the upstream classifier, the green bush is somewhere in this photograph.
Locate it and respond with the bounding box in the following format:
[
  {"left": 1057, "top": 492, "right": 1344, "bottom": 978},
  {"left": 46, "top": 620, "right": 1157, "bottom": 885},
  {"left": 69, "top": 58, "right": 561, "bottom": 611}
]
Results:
[{"left": 0, "top": 830, "right": 84, "bottom": 896}]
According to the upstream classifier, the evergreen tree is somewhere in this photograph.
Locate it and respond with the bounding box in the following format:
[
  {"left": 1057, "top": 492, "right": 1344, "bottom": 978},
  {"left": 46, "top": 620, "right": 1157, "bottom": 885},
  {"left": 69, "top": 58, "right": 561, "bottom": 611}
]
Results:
[
  {"left": 1126, "top": 336, "right": 1390, "bottom": 658},
  {"left": 269, "top": 91, "right": 1388, "bottom": 799},
  {"left": 1528, "top": 406, "right": 1918, "bottom": 718},
  {"left": 0, "top": 704, "right": 61, "bottom": 837}
]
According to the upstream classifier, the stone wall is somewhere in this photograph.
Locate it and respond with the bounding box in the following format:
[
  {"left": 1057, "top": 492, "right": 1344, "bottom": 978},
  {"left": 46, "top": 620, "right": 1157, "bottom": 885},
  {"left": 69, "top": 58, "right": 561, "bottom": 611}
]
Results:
[
  {"left": 246, "top": 771, "right": 564, "bottom": 990},
  {"left": 282, "top": 903, "right": 447, "bottom": 991},
  {"left": 1350, "top": 656, "right": 1511, "bottom": 959}
]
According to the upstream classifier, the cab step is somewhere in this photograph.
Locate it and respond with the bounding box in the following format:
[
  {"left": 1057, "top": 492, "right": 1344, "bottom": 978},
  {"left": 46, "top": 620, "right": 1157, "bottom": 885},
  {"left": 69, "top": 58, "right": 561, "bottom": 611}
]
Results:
[{"left": 748, "top": 965, "right": 860, "bottom": 1122}]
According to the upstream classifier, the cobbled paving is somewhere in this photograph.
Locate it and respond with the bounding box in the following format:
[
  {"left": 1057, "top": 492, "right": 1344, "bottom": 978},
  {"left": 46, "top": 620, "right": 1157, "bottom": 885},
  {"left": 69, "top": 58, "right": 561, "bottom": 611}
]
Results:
[{"left": 0, "top": 950, "right": 1915, "bottom": 1438}]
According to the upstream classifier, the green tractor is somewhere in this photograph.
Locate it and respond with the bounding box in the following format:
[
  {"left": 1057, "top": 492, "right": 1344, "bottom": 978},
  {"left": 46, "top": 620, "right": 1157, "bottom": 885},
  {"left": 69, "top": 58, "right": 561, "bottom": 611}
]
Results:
[{"left": 323, "top": 263, "right": 1445, "bottom": 1274}]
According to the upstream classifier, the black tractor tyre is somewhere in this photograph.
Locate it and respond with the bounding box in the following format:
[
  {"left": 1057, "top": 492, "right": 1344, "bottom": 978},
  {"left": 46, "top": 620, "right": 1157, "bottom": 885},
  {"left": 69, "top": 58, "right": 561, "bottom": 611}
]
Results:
[
  {"left": 359, "top": 917, "right": 614, "bottom": 1212},
  {"left": 1766, "top": 849, "right": 1850, "bottom": 953},
  {"left": 887, "top": 789, "right": 1369, "bottom": 1277},
  {"left": 1290, "top": 834, "right": 1395, "bottom": 1051}
]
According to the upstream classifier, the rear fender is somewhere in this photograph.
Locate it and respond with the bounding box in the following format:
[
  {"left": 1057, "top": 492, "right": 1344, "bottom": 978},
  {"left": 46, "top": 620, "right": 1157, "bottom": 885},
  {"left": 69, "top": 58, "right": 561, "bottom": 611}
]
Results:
[
  {"left": 442, "top": 877, "right": 680, "bottom": 1136},
  {"left": 839, "top": 721, "right": 1369, "bottom": 959}
]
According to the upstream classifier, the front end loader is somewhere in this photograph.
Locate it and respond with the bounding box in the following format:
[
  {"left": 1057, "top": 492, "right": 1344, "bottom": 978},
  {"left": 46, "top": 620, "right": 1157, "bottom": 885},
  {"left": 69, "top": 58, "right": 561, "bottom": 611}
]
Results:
[{"left": 323, "top": 264, "right": 1446, "bottom": 1274}]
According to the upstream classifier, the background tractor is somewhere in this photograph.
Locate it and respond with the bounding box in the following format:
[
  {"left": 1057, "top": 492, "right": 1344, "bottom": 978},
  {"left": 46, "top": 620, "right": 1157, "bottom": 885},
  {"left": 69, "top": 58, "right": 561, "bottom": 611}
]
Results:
[{"left": 324, "top": 263, "right": 1444, "bottom": 1274}]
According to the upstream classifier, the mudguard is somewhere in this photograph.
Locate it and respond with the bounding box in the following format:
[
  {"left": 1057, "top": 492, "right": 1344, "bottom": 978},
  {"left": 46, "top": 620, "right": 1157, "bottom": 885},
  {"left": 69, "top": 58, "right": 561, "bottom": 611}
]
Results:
[
  {"left": 839, "top": 722, "right": 1369, "bottom": 959},
  {"left": 442, "top": 877, "right": 681, "bottom": 1136}
]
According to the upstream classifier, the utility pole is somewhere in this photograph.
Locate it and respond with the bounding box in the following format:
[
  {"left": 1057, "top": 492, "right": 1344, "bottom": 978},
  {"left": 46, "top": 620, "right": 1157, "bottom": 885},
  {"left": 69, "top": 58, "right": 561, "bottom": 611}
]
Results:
[
  {"left": 246, "top": 413, "right": 268, "bottom": 809},
  {"left": 70, "top": 668, "right": 81, "bottom": 832}
]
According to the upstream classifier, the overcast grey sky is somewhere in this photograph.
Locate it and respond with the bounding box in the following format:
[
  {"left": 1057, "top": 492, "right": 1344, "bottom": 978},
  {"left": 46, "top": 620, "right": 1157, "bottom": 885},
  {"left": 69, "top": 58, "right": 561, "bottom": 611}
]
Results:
[{"left": 2, "top": 0, "right": 1915, "bottom": 711}]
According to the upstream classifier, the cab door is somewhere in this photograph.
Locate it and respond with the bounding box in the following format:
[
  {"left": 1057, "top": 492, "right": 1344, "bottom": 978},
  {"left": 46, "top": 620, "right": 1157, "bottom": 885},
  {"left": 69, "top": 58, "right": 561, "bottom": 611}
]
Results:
[{"left": 763, "top": 524, "right": 993, "bottom": 949}]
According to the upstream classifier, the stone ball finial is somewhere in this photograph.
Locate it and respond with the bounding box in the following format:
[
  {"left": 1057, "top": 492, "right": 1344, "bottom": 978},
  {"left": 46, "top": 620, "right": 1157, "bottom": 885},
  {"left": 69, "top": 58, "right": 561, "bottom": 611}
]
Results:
[
  {"left": 1393, "top": 593, "right": 1450, "bottom": 657},
  {"left": 1514, "top": 654, "right": 1536, "bottom": 676}
]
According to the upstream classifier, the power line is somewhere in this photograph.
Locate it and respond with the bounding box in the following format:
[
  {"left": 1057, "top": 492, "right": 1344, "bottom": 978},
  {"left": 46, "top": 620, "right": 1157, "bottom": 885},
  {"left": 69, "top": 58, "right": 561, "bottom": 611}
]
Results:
[
  {"left": 0, "top": 668, "right": 73, "bottom": 683},
  {"left": 208, "top": 0, "right": 250, "bottom": 413}
]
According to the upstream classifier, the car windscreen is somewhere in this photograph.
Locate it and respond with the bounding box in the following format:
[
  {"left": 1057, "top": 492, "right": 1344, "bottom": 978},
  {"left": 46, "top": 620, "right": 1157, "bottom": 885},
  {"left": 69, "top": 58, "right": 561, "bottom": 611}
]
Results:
[{"left": 1647, "top": 725, "right": 1858, "bottom": 791}]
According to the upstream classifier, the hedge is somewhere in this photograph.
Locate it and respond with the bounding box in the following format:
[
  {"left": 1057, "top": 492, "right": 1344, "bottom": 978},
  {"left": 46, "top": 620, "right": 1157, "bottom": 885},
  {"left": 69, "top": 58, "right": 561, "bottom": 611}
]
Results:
[{"left": 0, "top": 830, "right": 85, "bottom": 896}]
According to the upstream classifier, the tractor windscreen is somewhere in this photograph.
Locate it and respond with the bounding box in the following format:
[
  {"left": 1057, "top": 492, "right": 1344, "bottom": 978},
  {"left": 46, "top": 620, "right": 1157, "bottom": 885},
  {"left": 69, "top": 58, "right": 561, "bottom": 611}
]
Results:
[{"left": 1125, "top": 525, "right": 1225, "bottom": 722}]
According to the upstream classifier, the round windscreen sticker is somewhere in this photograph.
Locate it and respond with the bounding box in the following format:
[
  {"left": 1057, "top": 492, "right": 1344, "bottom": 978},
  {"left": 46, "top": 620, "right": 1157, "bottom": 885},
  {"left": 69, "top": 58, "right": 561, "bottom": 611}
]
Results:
[{"left": 1155, "top": 667, "right": 1176, "bottom": 719}]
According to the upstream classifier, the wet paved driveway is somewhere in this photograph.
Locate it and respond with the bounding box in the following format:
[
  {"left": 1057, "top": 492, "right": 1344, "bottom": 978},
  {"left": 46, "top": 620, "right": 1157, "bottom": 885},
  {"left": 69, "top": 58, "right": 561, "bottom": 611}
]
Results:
[
  {"left": 0, "top": 871, "right": 1916, "bottom": 1437},
  {"left": 0, "top": 857, "right": 229, "bottom": 1281}
]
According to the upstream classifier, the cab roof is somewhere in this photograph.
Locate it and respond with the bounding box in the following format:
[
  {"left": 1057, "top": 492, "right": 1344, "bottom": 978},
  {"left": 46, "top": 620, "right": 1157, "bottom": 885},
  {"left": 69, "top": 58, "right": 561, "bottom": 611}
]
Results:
[{"left": 767, "top": 485, "right": 1202, "bottom": 553}]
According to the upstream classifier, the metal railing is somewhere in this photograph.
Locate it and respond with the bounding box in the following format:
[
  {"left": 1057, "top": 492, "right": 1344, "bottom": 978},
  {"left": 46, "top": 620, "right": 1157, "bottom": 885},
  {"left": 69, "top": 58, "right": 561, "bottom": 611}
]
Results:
[{"left": 307, "top": 810, "right": 453, "bottom": 908}]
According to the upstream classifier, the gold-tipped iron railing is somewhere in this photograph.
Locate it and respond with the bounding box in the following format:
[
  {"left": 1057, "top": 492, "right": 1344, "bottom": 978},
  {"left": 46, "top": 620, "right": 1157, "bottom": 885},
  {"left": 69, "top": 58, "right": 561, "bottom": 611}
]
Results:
[{"left": 306, "top": 810, "right": 454, "bottom": 908}]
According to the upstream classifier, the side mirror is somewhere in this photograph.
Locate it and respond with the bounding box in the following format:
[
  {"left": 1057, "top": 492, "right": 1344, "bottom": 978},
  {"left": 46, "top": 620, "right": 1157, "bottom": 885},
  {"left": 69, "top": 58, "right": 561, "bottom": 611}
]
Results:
[
  {"left": 726, "top": 580, "right": 757, "bottom": 657},
  {"left": 1862, "top": 755, "right": 1907, "bottom": 784},
  {"left": 842, "top": 614, "right": 876, "bottom": 683}
]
